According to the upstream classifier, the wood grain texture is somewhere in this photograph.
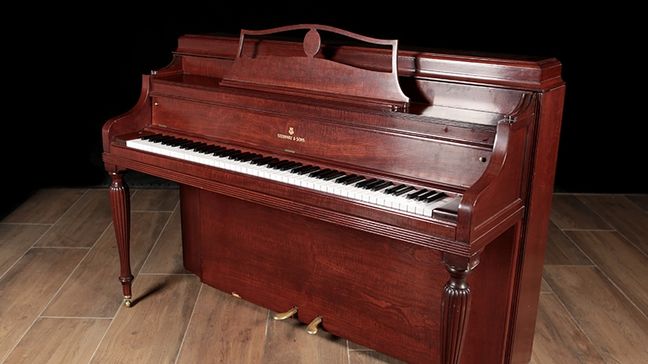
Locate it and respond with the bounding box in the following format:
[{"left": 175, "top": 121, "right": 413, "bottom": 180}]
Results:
[
  {"left": 567, "top": 230, "right": 648, "bottom": 315},
  {"left": 540, "top": 279, "right": 552, "bottom": 293},
  {"left": 0, "top": 224, "right": 48, "bottom": 277},
  {"left": 140, "top": 209, "right": 187, "bottom": 274},
  {"left": 43, "top": 212, "right": 170, "bottom": 317},
  {"left": 261, "top": 317, "right": 348, "bottom": 364},
  {"left": 0, "top": 248, "right": 86, "bottom": 361},
  {"left": 90, "top": 275, "right": 201, "bottom": 364},
  {"left": 36, "top": 190, "right": 114, "bottom": 247},
  {"left": 349, "top": 350, "right": 405, "bottom": 364},
  {"left": 530, "top": 293, "right": 604, "bottom": 364},
  {"left": 550, "top": 195, "right": 610, "bottom": 230},
  {"left": 2, "top": 188, "right": 85, "bottom": 224},
  {"left": 577, "top": 195, "right": 648, "bottom": 255},
  {"left": 3, "top": 318, "right": 110, "bottom": 364},
  {"left": 627, "top": 194, "right": 648, "bottom": 213},
  {"left": 176, "top": 285, "right": 267, "bottom": 364},
  {"left": 543, "top": 221, "right": 591, "bottom": 265},
  {"left": 131, "top": 188, "right": 179, "bottom": 211},
  {"left": 543, "top": 266, "right": 648, "bottom": 363}
]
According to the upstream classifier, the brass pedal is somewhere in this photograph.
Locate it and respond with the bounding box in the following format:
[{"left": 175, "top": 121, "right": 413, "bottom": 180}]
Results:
[
  {"left": 273, "top": 306, "right": 298, "bottom": 321},
  {"left": 306, "top": 316, "right": 323, "bottom": 335}
]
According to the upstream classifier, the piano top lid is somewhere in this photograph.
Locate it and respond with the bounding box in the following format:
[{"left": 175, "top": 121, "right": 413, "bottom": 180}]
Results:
[
  {"left": 176, "top": 33, "right": 563, "bottom": 91},
  {"left": 218, "top": 24, "right": 410, "bottom": 112}
]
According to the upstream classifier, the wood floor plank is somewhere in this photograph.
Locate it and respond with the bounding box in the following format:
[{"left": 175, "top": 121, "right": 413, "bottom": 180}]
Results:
[
  {"left": 0, "top": 224, "right": 48, "bottom": 277},
  {"left": 90, "top": 275, "right": 201, "bottom": 364},
  {"left": 131, "top": 189, "right": 179, "bottom": 211},
  {"left": 349, "top": 351, "right": 405, "bottom": 364},
  {"left": 578, "top": 195, "right": 648, "bottom": 255},
  {"left": 540, "top": 278, "right": 552, "bottom": 293},
  {"left": 2, "top": 188, "right": 85, "bottom": 224},
  {"left": 4, "top": 318, "right": 110, "bottom": 364},
  {"left": 543, "top": 221, "right": 591, "bottom": 265},
  {"left": 176, "top": 285, "right": 268, "bottom": 364},
  {"left": 550, "top": 195, "right": 611, "bottom": 230},
  {"left": 626, "top": 194, "right": 648, "bottom": 213},
  {"left": 543, "top": 266, "right": 648, "bottom": 363},
  {"left": 43, "top": 211, "right": 170, "bottom": 317},
  {"left": 567, "top": 230, "right": 648, "bottom": 315},
  {"left": 0, "top": 248, "right": 86, "bottom": 361},
  {"left": 36, "top": 189, "right": 114, "bottom": 248},
  {"left": 140, "top": 209, "right": 188, "bottom": 274},
  {"left": 530, "top": 293, "right": 604, "bottom": 364},
  {"left": 261, "top": 315, "right": 348, "bottom": 363}
]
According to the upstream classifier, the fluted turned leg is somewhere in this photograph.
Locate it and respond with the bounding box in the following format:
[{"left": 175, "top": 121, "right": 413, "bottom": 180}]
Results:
[
  {"left": 109, "top": 171, "right": 133, "bottom": 307},
  {"left": 441, "top": 254, "right": 479, "bottom": 364}
]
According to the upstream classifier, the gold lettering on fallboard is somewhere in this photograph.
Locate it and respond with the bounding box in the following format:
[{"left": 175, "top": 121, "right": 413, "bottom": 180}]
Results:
[{"left": 277, "top": 126, "right": 306, "bottom": 143}]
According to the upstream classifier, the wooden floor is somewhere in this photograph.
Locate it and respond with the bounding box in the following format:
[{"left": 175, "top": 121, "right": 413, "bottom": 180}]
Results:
[{"left": 1, "top": 189, "right": 647, "bottom": 364}]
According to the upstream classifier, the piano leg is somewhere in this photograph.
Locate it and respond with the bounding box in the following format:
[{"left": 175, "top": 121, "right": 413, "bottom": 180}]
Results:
[
  {"left": 441, "top": 253, "right": 480, "bottom": 364},
  {"left": 109, "top": 171, "right": 133, "bottom": 307}
]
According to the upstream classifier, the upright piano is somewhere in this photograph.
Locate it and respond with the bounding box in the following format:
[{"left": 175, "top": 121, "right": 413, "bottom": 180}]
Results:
[{"left": 102, "top": 25, "right": 565, "bottom": 364}]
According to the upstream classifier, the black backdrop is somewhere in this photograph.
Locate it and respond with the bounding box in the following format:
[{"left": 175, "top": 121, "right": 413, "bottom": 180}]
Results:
[{"left": 3, "top": 4, "right": 644, "bottom": 216}]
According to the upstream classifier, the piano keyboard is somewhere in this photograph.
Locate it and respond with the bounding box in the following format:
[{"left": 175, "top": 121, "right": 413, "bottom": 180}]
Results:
[{"left": 126, "top": 134, "right": 459, "bottom": 218}]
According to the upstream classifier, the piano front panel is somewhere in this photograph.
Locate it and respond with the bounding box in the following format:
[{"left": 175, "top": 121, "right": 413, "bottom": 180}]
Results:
[
  {"left": 194, "top": 187, "right": 445, "bottom": 363},
  {"left": 151, "top": 96, "right": 491, "bottom": 189}
]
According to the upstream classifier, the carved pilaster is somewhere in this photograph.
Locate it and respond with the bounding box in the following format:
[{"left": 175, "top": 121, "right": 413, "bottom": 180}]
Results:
[
  {"left": 441, "top": 253, "right": 480, "bottom": 364},
  {"left": 109, "top": 171, "right": 133, "bottom": 307}
]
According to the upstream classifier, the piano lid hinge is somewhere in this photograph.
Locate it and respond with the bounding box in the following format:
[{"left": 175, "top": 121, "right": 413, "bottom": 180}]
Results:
[{"left": 504, "top": 115, "right": 518, "bottom": 124}]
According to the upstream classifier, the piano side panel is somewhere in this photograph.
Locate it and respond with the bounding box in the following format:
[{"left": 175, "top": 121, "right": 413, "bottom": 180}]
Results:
[
  {"left": 508, "top": 86, "right": 566, "bottom": 364},
  {"left": 150, "top": 96, "right": 490, "bottom": 189},
  {"left": 195, "top": 189, "right": 445, "bottom": 363}
]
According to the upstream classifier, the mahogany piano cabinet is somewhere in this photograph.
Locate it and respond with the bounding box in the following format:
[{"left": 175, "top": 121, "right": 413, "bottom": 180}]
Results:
[{"left": 102, "top": 25, "right": 565, "bottom": 364}]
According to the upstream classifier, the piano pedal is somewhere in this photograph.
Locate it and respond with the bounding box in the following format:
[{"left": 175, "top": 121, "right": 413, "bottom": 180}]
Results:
[
  {"left": 123, "top": 295, "right": 132, "bottom": 308},
  {"left": 306, "top": 316, "right": 323, "bottom": 335},
  {"left": 273, "top": 306, "right": 298, "bottom": 321}
]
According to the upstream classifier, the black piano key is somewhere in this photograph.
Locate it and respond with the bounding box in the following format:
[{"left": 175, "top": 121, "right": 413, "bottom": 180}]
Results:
[
  {"left": 226, "top": 150, "right": 243, "bottom": 158},
  {"left": 241, "top": 153, "right": 262, "bottom": 162},
  {"left": 362, "top": 179, "right": 384, "bottom": 189},
  {"left": 290, "top": 165, "right": 310, "bottom": 174},
  {"left": 343, "top": 175, "right": 365, "bottom": 185},
  {"left": 229, "top": 152, "right": 250, "bottom": 160},
  {"left": 140, "top": 135, "right": 154, "bottom": 141},
  {"left": 424, "top": 192, "right": 446, "bottom": 203},
  {"left": 251, "top": 156, "right": 273, "bottom": 165},
  {"left": 271, "top": 160, "right": 293, "bottom": 169},
  {"left": 295, "top": 166, "right": 320, "bottom": 175},
  {"left": 267, "top": 159, "right": 286, "bottom": 168},
  {"left": 179, "top": 141, "right": 199, "bottom": 149},
  {"left": 279, "top": 162, "right": 302, "bottom": 171},
  {"left": 315, "top": 169, "right": 337, "bottom": 179},
  {"left": 370, "top": 181, "right": 393, "bottom": 191},
  {"left": 355, "top": 178, "right": 377, "bottom": 188},
  {"left": 406, "top": 188, "right": 428, "bottom": 199},
  {"left": 416, "top": 190, "right": 438, "bottom": 201},
  {"left": 384, "top": 184, "right": 406, "bottom": 194},
  {"left": 321, "top": 171, "right": 345, "bottom": 181},
  {"left": 335, "top": 174, "right": 356, "bottom": 184},
  {"left": 392, "top": 186, "right": 415, "bottom": 196},
  {"left": 194, "top": 143, "right": 210, "bottom": 152},
  {"left": 310, "top": 169, "right": 331, "bottom": 178}
]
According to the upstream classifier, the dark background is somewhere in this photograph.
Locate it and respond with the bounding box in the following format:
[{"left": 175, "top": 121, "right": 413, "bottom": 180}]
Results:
[{"left": 3, "top": 5, "right": 644, "bottom": 216}]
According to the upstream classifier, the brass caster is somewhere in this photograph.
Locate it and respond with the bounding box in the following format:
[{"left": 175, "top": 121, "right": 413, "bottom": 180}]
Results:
[
  {"left": 273, "top": 306, "right": 298, "bottom": 321},
  {"left": 123, "top": 296, "right": 132, "bottom": 307},
  {"left": 306, "top": 316, "right": 323, "bottom": 335}
]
